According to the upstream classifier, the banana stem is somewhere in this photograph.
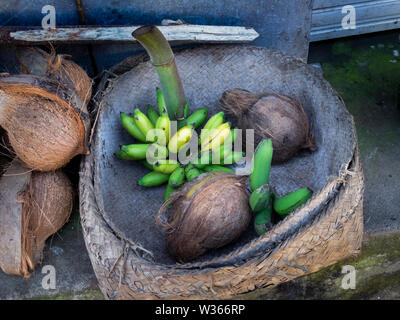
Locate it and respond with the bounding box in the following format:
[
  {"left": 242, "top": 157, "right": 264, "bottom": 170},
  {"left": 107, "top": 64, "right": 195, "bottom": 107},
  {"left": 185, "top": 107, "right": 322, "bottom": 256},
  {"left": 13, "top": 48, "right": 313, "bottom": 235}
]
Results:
[{"left": 132, "top": 25, "right": 187, "bottom": 120}]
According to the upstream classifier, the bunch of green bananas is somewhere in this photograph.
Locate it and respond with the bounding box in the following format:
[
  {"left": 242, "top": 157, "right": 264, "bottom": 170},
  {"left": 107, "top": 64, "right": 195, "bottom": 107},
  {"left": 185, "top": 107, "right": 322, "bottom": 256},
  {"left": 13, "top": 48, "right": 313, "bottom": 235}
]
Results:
[
  {"left": 250, "top": 139, "right": 313, "bottom": 236},
  {"left": 115, "top": 88, "right": 244, "bottom": 201}
]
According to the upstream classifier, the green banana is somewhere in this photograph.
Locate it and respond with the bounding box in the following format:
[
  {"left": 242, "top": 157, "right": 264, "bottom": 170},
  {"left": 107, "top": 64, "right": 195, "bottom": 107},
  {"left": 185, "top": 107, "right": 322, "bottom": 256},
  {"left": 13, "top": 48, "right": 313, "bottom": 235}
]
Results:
[
  {"left": 201, "top": 122, "right": 231, "bottom": 152},
  {"left": 203, "top": 111, "right": 224, "bottom": 131},
  {"left": 199, "top": 111, "right": 224, "bottom": 144},
  {"left": 146, "top": 143, "right": 169, "bottom": 163},
  {"left": 249, "top": 184, "right": 271, "bottom": 212},
  {"left": 178, "top": 107, "right": 208, "bottom": 129},
  {"left": 169, "top": 167, "right": 185, "bottom": 188},
  {"left": 139, "top": 171, "right": 170, "bottom": 187},
  {"left": 212, "top": 144, "right": 230, "bottom": 164},
  {"left": 192, "top": 151, "right": 212, "bottom": 169},
  {"left": 164, "top": 183, "right": 175, "bottom": 201},
  {"left": 185, "top": 166, "right": 202, "bottom": 181},
  {"left": 153, "top": 160, "right": 180, "bottom": 174},
  {"left": 230, "top": 128, "right": 239, "bottom": 144},
  {"left": 146, "top": 105, "right": 159, "bottom": 126},
  {"left": 221, "top": 151, "right": 245, "bottom": 165},
  {"left": 250, "top": 139, "right": 273, "bottom": 192},
  {"left": 120, "top": 143, "right": 168, "bottom": 161},
  {"left": 184, "top": 102, "right": 189, "bottom": 119},
  {"left": 156, "top": 87, "right": 168, "bottom": 115},
  {"left": 214, "top": 141, "right": 244, "bottom": 165},
  {"left": 140, "top": 160, "right": 153, "bottom": 170},
  {"left": 274, "top": 188, "right": 312, "bottom": 217},
  {"left": 120, "top": 112, "right": 147, "bottom": 142},
  {"left": 114, "top": 150, "right": 136, "bottom": 160},
  {"left": 155, "top": 115, "right": 171, "bottom": 145},
  {"left": 120, "top": 144, "right": 150, "bottom": 160},
  {"left": 254, "top": 203, "right": 273, "bottom": 236},
  {"left": 133, "top": 109, "right": 155, "bottom": 142},
  {"left": 203, "top": 164, "right": 234, "bottom": 173},
  {"left": 168, "top": 126, "right": 193, "bottom": 154}
]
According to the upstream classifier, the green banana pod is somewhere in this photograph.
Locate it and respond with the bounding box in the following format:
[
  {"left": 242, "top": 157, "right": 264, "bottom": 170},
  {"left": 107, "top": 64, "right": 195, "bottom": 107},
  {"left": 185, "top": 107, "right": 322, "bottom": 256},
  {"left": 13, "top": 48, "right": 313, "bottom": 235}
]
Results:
[
  {"left": 185, "top": 166, "right": 202, "bottom": 181},
  {"left": 254, "top": 203, "right": 273, "bottom": 236},
  {"left": 274, "top": 188, "right": 312, "bottom": 217},
  {"left": 114, "top": 150, "right": 137, "bottom": 161},
  {"left": 201, "top": 122, "right": 231, "bottom": 152},
  {"left": 120, "top": 144, "right": 150, "bottom": 160},
  {"left": 140, "top": 160, "right": 154, "bottom": 170},
  {"left": 133, "top": 109, "right": 155, "bottom": 142},
  {"left": 155, "top": 115, "right": 171, "bottom": 145},
  {"left": 192, "top": 151, "right": 212, "bottom": 169},
  {"left": 168, "top": 125, "right": 193, "bottom": 154},
  {"left": 169, "top": 167, "right": 185, "bottom": 188},
  {"left": 139, "top": 171, "right": 170, "bottom": 187},
  {"left": 146, "top": 104, "right": 159, "bottom": 126},
  {"left": 250, "top": 139, "right": 273, "bottom": 192},
  {"left": 153, "top": 160, "right": 180, "bottom": 174},
  {"left": 249, "top": 184, "right": 271, "bottom": 212},
  {"left": 178, "top": 107, "right": 208, "bottom": 130},
  {"left": 156, "top": 87, "right": 168, "bottom": 116},
  {"left": 120, "top": 112, "right": 147, "bottom": 142},
  {"left": 199, "top": 111, "right": 224, "bottom": 144},
  {"left": 164, "top": 183, "right": 176, "bottom": 201}
]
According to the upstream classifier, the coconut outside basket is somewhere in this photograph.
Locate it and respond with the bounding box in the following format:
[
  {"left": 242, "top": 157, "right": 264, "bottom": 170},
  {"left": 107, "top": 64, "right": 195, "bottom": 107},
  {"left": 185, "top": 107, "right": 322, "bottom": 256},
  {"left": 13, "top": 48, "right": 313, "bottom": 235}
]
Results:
[{"left": 79, "top": 45, "right": 364, "bottom": 300}]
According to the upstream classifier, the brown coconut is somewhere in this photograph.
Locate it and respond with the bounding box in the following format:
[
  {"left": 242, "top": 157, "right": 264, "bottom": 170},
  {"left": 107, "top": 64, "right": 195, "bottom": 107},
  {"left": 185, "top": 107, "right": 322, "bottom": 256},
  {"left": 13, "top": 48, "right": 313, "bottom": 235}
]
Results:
[
  {"left": 220, "top": 88, "right": 316, "bottom": 163},
  {"left": 0, "top": 126, "right": 12, "bottom": 176},
  {"left": 16, "top": 46, "right": 92, "bottom": 107},
  {"left": 0, "top": 160, "right": 73, "bottom": 278},
  {"left": 157, "top": 171, "right": 251, "bottom": 262},
  {"left": 0, "top": 75, "right": 89, "bottom": 171}
]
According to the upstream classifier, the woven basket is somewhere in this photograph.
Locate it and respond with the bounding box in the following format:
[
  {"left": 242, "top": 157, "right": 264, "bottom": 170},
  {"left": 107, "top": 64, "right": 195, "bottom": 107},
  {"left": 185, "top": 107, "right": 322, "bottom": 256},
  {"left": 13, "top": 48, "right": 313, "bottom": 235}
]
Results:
[{"left": 79, "top": 45, "right": 364, "bottom": 300}]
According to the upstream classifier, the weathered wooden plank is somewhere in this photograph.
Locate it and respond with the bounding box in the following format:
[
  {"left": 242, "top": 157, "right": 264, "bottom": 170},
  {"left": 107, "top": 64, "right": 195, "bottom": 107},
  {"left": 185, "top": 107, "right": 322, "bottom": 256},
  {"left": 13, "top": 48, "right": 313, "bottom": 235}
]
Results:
[{"left": 8, "top": 25, "right": 259, "bottom": 43}]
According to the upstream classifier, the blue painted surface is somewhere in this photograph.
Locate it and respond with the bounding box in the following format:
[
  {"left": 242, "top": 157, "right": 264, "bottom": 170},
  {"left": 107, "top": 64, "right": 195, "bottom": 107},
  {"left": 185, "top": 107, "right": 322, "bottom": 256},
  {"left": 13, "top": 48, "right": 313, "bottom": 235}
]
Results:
[
  {"left": 0, "top": 1, "right": 312, "bottom": 72},
  {"left": 0, "top": 0, "right": 79, "bottom": 26}
]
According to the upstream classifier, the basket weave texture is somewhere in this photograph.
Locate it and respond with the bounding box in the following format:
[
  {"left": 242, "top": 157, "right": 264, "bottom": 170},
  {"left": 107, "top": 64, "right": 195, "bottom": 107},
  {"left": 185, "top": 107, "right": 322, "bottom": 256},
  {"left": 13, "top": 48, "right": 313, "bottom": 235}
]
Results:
[{"left": 79, "top": 46, "right": 364, "bottom": 299}]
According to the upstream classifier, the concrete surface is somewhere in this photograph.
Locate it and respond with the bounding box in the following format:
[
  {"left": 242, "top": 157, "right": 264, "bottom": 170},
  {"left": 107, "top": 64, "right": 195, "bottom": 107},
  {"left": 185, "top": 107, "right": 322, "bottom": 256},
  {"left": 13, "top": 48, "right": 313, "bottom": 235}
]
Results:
[
  {"left": 0, "top": 205, "right": 99, "bottom": 300},
  {"left": 238, "top": 232, "right": 400, "bottom": 300},
  {"left": 1, "top": 30, "right": 400, "bottom": 299},
  {"left": 309, "top": 31, "right": 400, "bottom": 235}
]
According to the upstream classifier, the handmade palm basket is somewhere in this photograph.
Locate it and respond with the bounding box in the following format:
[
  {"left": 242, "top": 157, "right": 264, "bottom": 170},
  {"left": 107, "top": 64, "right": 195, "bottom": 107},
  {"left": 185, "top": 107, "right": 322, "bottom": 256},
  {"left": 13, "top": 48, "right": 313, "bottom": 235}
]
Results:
[{"left": 80, "top": 45, "right": 364, "bottom": 300}]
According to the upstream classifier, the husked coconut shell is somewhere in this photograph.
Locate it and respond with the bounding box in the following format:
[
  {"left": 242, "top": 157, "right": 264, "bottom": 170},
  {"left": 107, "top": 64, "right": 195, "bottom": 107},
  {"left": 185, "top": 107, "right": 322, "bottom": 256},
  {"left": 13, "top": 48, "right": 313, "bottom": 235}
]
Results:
[
  {"left": 0, "top": 75, "right": 89, "bottom": 171},
  {"left": 0, "top": 160, "right": 73, "bottom": 278},
  {"left": 16, "top": 47, "right": 92, "bottom": 108},
  {"left": 157, "top": 171, "right": 251, "bottom": 262},
  {"left": 0, "top": 126, "right": 12, "bottom": 176},
  {"left": 220, "top": 88, "right": 316, "bottom": 163}
]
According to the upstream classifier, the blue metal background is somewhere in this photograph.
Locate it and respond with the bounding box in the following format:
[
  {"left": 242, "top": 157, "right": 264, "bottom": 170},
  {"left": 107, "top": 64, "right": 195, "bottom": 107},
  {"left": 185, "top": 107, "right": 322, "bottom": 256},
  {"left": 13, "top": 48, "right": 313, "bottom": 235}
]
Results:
[{"left": 0, "top": 0, "right": 313, "bottom": 74}]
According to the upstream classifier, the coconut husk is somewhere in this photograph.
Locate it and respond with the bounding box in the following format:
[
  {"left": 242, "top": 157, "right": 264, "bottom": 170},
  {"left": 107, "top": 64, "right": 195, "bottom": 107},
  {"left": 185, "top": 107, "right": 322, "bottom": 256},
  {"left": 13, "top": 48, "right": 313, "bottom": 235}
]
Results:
[
  {"left": 0, "top": 160, "right": 73, "bottom": 278},
  {"left": 0, "top": 127, "right": 13, "bottom": 176},
  {"left": 157, "top": 171, "right": 251, "bottom": 262},
  {"left": 220, "top": 88, "right": 317, "bottom": 163},
  {"left": 16, "top": 47, "right": 92, "bottom": 108},
  {"left": 0, "top": 75, "right": 89, "bottom": 171}
]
